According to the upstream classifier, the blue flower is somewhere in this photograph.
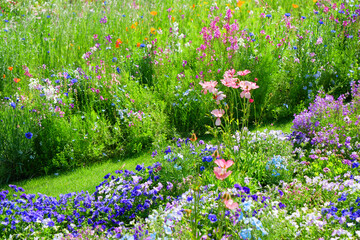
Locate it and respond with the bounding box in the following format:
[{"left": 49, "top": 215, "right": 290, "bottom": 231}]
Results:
[
  {"left": 200, "top": 166, "right": 205, "bottom": 171},
  {"left": 136, "top": 164, "right": 144, "bottom": 171},
  {"left": 242, "top": 201, "right": 252, "bottom": 212},
  {"left": 208, "top": 214, "right": 217, "bottom": 223},
  {"left": 112, "top": 57, "right": 117, "bottom": 62},
  {"left": 266, "top": 14, "right": 272, "bottom": 18},
  {"left": 71, "top": 79, "right": 78, "bottom": 84},
  {"left": 319, "top": 20, "right": 324, "bottom": 24},
  {"left": 10, "top": 102, "right": 16, "bottom": 109},
  {"left": 25, "top": 132, "right": 33, "bottom": 139},
  {"left": 140, "top": 43, "right": 146, "bottom": 48},
  {"left": 285, "top": 13, "right": 291, "bottom": 17},
  {"left": 301, "top": 16, "right": 306, "bottom": 19},
  {"left": 293, "top": 46, "right": 297, "bottom": 50},
  {"left": 331, "top": 30, "right": 336, "bottom": 33},
  {"left": 240, "top": 228, "right": 252, "bottom": 239}
]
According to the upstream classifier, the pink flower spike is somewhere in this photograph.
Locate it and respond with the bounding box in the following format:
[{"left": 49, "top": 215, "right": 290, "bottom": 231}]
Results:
[
  {"left": 237, "top": 70, "right": 251, "bottom": 76},
  {"left": 224, "top": 198, "right": 239, "bottom": 210}
]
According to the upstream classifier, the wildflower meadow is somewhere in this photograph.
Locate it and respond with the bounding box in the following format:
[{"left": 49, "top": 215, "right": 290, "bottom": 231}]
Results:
[{"left": 1, "top": 0, "right": 360, "bottom": 239}]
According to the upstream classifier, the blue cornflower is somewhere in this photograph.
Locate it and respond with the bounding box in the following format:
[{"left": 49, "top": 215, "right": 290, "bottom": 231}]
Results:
[
  {"left": 122, "top": 15, "right": 126, "bottom": 17},
  {"left": 47, "top": 15, "right": 51, "bottom": 18},
  {"left": 200, "top": 166, "right": 205, "bottom": 171},
  {"left": 293, "top": 46, "right": 297, "bottom": 50},
  {"left": 285, "top": 13, "right": 291, "bottom": 17},
  {"left": 266, "top": 14, "right": 272, "bottom": 18},
  {"left": 140, "top": 43, "right": 146, "bottom": 48},
  {"left": 117, "top": 67, "right": 121, "bottom": 73},
  {"left": 25, "top": 132, "right": 33, "bottom": 139},
  {"left": 71, "top": 78, "right": 77, "bottom": 84},
  {"left": 103, "top": 173, "right": 111, "bottom": 179},
  {"left": 208, "top": 214, "right": 217, "bottom": 223},
  {"left": 10, "top": 102, "right": 16, "bottom": 109},
  {"left": 249, "top": 32, "right": 254, "bottom": 37},
  {"left": 301, "top": 16, "right": 306, "bottom": 19},
  {"left": 55, "top": 80, "right": 60, "bottom": 83},
  {"left": 319, "top": 20, "right": 324, "bottom": 24},
  {"left": 112, "top": 57, "right": 117, "bottom": 62}
]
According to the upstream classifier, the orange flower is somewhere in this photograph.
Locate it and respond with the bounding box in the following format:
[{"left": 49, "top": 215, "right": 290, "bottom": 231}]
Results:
[
  {"left": 192, "top": 4, "right": 195, "bottom": 9},
  {"left": 3, "top": 74, "right": 5, "bottom": 79},
  {"left": 14, "top": 78, "right": 20, "bottom": 83},
  {"left": 292, "top": 4, "right": 299, "bottom": 8},
  {"left": 313, "top": 0, "right": 317, "bottom": 2},
  {"left": 131, "top": 24, "right": 136, "bottom": 29},
  {"left": 136, "top": 43, "right": 140, "bottom": 47},
  {"left": 172, "top": 16, "right": 175, "bottom": 22},
  {"left": 150, "top": 11, "right": 157, "bottom": 16},
  {"left": 150, "top": 27, "right": 156, "bottom": 34},
  {"left": 237, "top": 0, "right": 245, "bottom": 8},
  {"left": 190, "top": 133, "right": 197, "bottom": 142},
  {"left": 8, "top": 67, "right": 13, "bottom": 71},
  {"left": 126, "top": 27, "right": 128, "bottom": 31},
  {"left": 115, "top": 39, "right": 122, "bottom": 48},
  {"left": 144, "top": 37, "right": 148, "bottom": 41}
]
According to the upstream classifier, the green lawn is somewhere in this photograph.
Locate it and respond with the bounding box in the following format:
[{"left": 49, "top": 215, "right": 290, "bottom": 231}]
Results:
[{"left": 1, "top": 151, "right": 154, "bottom": 197}]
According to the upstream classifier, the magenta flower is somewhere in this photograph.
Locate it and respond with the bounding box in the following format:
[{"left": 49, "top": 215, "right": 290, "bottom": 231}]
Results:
[{"left": 237, "top": 70, "right": 251, "bottom": 76}]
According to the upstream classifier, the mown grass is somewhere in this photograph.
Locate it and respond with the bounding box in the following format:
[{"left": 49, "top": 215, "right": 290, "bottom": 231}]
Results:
[{"left": 0, "top": 151, "right": 154, "bottom": 197}]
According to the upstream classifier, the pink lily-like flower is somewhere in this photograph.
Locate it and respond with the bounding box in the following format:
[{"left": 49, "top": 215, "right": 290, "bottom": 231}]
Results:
[
  {"left": 221, "top": 69, "right": 240, "bottom": 89},
  {"left": 214, "top": 159, "right": 234, "bottom": 169},
  {"left": 211, "top": 109, "right": 225, "bottom": 126},
  {"left": 213, "top": 159, "right": 234, "bottom": 180},
  {"left": 237, "top": 69, "right": 251, "bottom": 76},
  {"left": 224, "top": 198, "right": 239, "bottom": 210},
  {"left": 238, "top": 81, "right": 259, "bottom": 99},
  {"left": 199, "top": 81, "right": 218, "bottom": 94},
  {"left": 213, "top": 89, "right": 226, "bottom": 105}
]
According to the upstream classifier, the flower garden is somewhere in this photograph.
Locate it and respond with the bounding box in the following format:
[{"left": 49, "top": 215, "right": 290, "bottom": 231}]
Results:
[{"left": 1, "top": 0, "right": 360, "bottom": 239}]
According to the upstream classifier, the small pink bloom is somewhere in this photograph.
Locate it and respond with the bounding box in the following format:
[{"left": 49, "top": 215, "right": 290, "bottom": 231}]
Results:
[
  {"left": 199, "top": 81, "right": 218, "bottom": 94},
  {"left": 323, "top": 167, "right": 330, "bottom": 173},
  {"left": 214, "top": 159, "right": 234, "bottom": 169},
  {"left": 316, "top": 37, "right": 323, "bottom": 45},
  {"left": 214, "top": 167, "right": 232, "bottom": 180},
  {"left": 224, "top": 198, "right": 239, "bottom": 210},
  {"left": 211, "top": 109, "right": 225, "bottom": 126},
  {"left": 236, "top": 70, "right": 251, "bottom": 76},
  {"left": 100, "top": 96, "right": 104, "bottom": 100},
  {"left": 249, "top": 99, "right": 254, "bottom": 103},
  {"left": 213, "top": 89, "right": 226, "bottom": 105}
]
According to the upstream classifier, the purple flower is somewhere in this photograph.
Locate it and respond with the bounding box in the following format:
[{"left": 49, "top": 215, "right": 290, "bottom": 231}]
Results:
[
  {"left": 25, "top": 132, "right": 33, "bottom": 139},
  {"left": 208, "top": 214, "right": 217, "bottom": 223}
]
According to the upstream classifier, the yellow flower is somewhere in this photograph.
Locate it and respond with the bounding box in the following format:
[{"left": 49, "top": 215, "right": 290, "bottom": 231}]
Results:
[
  {"left": 237, "top": 0, "right": 245, "bottom": 8},
  {"left": 150, "top": 27, "right": 156, "bottom": 34},
  {"left": 313, "top": 0, "right": 317, "bottom": 2},
  {"left": 292, "top": 4, "right": 299, "bottom": 8}
]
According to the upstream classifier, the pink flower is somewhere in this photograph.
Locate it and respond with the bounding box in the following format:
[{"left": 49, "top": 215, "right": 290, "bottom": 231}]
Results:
[
  {"left": 221, "top": 69, "right": 239, "bottom": 88},
  {"left": 211, "top": 109, "right": 225, "bottom": 126},
  {"left": 236, "top": 70, "right": 251, "bottom": 76},
  {"left": 214, "top": 159, "right": 234, "bottom": 169},
  {"left": 213, "top": 159, "right": 234, "bottom": 180},
  {"left": 213, "top": 89, "right": 226, "bottom": 105},
  {"left": 294, "top": 58, "right": 300, "bottom": 63},
  {"left": 224, "top": 198, "right": 239, "bottom": 210},
  {"left": 323, "top": 167, "right": 330, "bottom": 173},
  {"left": 199, "top": 81, "right": 218, "bottom": 94},
  {"left": 239, "top": 81, "right": 259, "bottom": 99},
  {"left": 316, "top": 37, "right": 323, "bottom": 45}
]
